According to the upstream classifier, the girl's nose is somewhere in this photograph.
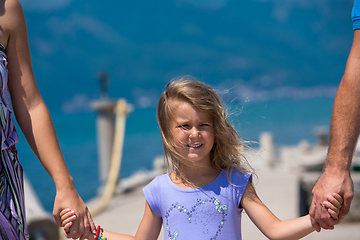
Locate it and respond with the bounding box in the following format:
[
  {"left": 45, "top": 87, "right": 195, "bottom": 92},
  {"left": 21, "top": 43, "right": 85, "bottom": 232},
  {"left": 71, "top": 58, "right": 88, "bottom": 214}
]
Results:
[{"left": 189, "top": 127, "right": 200, "bottom": 138}]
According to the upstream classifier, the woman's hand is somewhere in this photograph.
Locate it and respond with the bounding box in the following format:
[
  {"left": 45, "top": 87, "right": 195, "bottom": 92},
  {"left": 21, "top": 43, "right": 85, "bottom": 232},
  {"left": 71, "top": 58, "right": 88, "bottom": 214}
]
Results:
[{"left": 53, "top": 186, "right": 95, "bottom": 239}]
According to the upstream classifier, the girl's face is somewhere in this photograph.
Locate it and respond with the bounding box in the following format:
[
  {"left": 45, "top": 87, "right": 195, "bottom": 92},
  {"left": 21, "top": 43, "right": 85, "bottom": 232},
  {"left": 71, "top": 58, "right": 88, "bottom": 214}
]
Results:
[{"left": 170, "top": 100, "right": 215, "bottom": 166}]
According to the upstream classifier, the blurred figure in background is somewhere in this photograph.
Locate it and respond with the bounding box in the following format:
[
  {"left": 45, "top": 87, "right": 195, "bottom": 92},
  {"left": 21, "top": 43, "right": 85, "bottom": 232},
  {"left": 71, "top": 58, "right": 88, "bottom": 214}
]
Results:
[
  {"left": 0, "top": 0, "right": 95, "bottom": 238},
  {"left": 309, "top": 0, "right": 359, "bottom": 232}
]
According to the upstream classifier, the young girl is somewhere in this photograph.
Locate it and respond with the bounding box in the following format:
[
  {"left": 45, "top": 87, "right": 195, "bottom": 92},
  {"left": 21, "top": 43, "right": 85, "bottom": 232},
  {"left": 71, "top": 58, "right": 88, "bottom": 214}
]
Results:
[{"left": 61, "top": 77, "right": 343, "bottom": 240}]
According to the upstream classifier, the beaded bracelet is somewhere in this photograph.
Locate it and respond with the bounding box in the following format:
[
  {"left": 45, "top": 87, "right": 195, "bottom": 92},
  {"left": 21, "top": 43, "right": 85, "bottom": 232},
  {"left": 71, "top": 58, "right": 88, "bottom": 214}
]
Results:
[{"left": 95, "top": 225, "right": 107, "bottom": 240}]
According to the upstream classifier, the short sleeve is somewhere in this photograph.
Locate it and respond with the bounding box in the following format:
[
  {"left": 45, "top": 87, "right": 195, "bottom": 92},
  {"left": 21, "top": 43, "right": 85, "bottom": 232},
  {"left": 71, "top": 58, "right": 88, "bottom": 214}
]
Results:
[
  {"left": 353, "top": 0, "right": 360, "bottom": 30},
  {"left": 143, "top": 176, "right": 162, "bottom": 217},
  {"left": 228, "top": 169, "right": 252, "bottom": 208}
]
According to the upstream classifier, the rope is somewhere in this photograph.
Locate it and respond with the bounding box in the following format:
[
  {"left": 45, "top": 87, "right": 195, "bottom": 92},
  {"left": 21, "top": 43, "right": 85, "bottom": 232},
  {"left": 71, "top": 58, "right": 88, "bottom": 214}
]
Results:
[{"left": 90, "top": 99, "right": 129, "bottom": 216}]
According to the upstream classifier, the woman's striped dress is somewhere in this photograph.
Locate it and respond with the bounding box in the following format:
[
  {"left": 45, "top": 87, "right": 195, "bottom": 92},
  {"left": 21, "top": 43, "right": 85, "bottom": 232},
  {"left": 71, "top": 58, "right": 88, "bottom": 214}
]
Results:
[{"left": 0, "top": 43, "right": 29, "bottom": 240}]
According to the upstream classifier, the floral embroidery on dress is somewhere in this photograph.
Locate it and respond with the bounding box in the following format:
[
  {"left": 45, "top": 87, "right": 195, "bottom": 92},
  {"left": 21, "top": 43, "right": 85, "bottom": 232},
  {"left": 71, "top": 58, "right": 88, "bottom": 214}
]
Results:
[{"left": 165, "top": 197, "right": 228, "bottom": 240}]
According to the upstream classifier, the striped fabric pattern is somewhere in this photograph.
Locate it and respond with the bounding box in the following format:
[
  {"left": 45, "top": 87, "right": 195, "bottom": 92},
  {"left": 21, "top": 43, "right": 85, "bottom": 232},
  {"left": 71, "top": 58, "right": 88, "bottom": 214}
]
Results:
[{"left": 0, "top": 43, "right": 28, "bottom": 240}]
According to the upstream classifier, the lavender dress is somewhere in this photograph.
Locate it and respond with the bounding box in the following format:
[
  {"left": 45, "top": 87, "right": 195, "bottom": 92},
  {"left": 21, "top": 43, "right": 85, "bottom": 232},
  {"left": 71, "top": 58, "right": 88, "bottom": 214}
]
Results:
[{"left": 0, "top": 43, "right": 29, "bottom": 239}]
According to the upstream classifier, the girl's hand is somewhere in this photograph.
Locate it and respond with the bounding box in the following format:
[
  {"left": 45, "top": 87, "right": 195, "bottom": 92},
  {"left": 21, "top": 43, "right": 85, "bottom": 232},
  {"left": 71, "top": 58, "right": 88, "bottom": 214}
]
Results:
[
  {"left": 60, "top": 209, "right": 77, "bottom": 234},
  {"left": 322, "top": 193, "right": 344, "bottom": 220}
]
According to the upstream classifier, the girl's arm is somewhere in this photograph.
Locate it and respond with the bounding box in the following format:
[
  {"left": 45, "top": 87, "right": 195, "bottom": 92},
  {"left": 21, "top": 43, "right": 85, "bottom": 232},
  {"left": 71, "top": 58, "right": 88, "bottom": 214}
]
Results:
[
  {"left": 133, "top": 201, "right": 163, "bottom": 239},
  {"left": 61, "top": 201, "right": 163, "bottom": 240},
  {"left": 4, "top": 0, "right": 95, "bottom": 238},
  {"left": 241, "top": 182, "right": 341, "bottom": 240}
]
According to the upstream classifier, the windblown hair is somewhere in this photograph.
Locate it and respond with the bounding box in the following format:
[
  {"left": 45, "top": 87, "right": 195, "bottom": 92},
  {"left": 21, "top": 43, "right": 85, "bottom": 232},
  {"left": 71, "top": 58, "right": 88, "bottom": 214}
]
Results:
[{"left": 156, "top": 76, "right": 254, "bottom": 179}]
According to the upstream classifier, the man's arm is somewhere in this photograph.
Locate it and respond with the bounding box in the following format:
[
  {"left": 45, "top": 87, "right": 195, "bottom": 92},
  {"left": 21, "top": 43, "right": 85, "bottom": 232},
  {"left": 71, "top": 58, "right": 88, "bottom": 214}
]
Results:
[{"left": 309, "top": 30, "right": 360, "bottom": 232}]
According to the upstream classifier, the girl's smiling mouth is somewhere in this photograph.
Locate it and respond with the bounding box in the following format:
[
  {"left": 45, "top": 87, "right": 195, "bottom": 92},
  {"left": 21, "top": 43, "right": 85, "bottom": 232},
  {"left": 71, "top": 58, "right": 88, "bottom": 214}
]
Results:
[{"left": 188, "top": 143, "right": 203, "bottom": 148}]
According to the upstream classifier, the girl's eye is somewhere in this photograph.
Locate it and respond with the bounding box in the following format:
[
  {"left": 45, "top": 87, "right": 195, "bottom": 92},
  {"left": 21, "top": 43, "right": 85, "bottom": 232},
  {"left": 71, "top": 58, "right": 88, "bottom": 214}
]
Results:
[
  {"left": 200, "top": 123, "right": 210, "bottom": 127},
  {"left": 180, "top": 124, "right": 190, "bottom": 129}
]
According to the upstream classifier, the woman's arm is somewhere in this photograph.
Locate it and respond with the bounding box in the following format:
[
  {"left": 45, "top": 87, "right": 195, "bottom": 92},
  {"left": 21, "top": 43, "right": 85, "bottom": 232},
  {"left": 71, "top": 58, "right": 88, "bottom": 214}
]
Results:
[
  {"left": 241, "top": 182, "right": 314, "bottom": 240},
  {"left": 4, "top": 0, "right": 95, "bottom": 238}
]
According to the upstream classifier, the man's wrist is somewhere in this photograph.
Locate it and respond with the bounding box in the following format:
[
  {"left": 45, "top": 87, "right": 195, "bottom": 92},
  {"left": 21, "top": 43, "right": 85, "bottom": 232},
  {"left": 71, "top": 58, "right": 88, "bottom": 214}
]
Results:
[
  {"left": 324, "top": 163, "right": 351, "bottom": 176},
  {"left": 325, "top": 152, "right": 352, "bottom": 172}
]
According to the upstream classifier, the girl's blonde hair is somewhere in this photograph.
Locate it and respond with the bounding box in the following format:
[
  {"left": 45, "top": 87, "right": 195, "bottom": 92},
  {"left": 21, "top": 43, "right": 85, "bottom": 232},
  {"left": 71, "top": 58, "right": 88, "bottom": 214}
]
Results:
[{"left": 157, "top": 76, "right": 254, "bottom": 179}]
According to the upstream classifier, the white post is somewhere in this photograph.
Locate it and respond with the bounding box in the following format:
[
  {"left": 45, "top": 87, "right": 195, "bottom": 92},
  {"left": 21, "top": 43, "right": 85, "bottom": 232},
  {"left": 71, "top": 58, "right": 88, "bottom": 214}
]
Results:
[
  {"left": 260, "top": 132, "right": 275, "bottom": 168},
  {"left": 92, "top": 99, "right": 117, "bottom": 186}
]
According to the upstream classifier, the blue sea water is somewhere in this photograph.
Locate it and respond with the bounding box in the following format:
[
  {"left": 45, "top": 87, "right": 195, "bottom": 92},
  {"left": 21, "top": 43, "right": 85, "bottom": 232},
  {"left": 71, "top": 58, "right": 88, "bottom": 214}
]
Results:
[{"left": 17, "top": 95, "right": 335, "bottom": 212}]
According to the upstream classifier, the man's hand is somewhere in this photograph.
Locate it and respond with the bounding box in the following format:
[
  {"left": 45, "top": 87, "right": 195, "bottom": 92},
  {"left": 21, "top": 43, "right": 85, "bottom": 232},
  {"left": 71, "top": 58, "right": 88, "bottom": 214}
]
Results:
[
  {"left": 53, "top": 186, "right": 96, "bottom": 239},
  {"left": 309, "top": 167, "right": 354, "bottom": 232}
]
